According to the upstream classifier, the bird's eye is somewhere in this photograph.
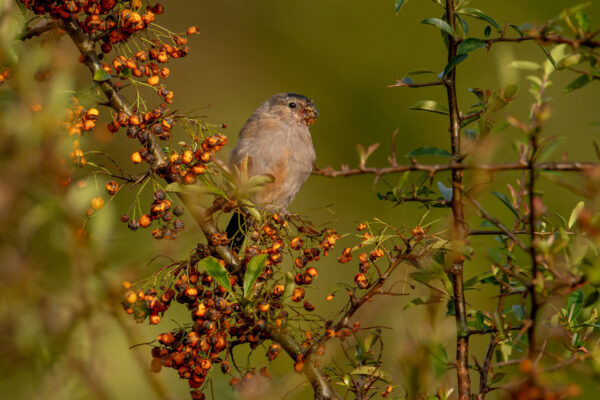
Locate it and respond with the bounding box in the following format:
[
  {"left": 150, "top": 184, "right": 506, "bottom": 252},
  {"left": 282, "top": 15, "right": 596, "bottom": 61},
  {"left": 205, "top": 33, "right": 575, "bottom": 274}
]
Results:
[{"left": 288, "top": 102, "right": 297, "bottom": 109}]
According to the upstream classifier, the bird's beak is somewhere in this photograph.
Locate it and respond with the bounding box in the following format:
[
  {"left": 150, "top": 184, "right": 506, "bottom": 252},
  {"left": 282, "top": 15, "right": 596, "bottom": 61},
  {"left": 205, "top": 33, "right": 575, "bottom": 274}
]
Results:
[{"left": 303, "top": 104, "right": 319, "bottom": 125}]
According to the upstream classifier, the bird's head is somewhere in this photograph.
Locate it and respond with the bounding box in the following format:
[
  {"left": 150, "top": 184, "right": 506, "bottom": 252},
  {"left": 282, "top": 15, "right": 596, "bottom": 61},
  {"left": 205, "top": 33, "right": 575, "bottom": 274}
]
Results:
[{"left": 263, "top": 92, "right": 319, "bottom": 127}]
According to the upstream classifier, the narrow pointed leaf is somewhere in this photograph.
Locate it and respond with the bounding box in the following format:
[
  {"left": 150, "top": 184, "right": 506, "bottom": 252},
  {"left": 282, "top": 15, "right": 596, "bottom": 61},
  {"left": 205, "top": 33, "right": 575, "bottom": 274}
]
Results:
[
  {"left": 458, "top": 8, "right": 500, "bottom": 30},
  {"left": 243, "top": 254, "right": 268, "bottom": 296},
  {"left": 409, "top": 100, "right": 449, "bottom": 115},
  {"left": 406, "top": 69, "right": 435, "bottom": 76},
  {"left": 567, "top": 290, "right": 584, "bottom": 321},
  {"left": 405, "top": 147, "right": 451, "bottom": 158},
  {"left": 584, "top": 290, "right": 599, "bottom": 308},
  {"left": 512, "top": 304, "right": 525, "bottom": 321},
  {"left": 421, "top": 18, "right": 455, "bottom": 37},
  {"left": 93, "top": 69, "right": 111, "bottom": 82},
  {"left": 395, "top": 0, "right": 408, "bottom": 14},
  {"left": 568, "top": 201, "right": 585, "bottom": 229},
  {"left": 564, "top": 74, "right": 590, "bottom": 93},
  {"left": 437, "top": 181, "right": 453, "bottom": 201},
  {"left": 457, "top": 38, "right": 486, "bottom": 54},
  {"left": 199, "top": 257, "right": 233, "bottom": 293},
  {"left": 510, "top": 60, "right": 541, "bottom": 71},
  {"left": 492, "top": 191, "right": 519, "bottom": 218},
  {"left": 443, "top": 53, "right": 468, "bottom": 77}
]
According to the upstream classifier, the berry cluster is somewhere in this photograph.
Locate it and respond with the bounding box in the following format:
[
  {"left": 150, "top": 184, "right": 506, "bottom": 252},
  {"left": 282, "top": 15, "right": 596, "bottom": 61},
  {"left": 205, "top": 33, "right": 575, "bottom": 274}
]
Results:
[
  {"left": 120, "top": 189, "right": 185, "bottom": 239},
  {"left": 63, "top": 99, "right": 99, "bottom": 137},
  {"left": 21, "top": 0, "right": 163, "bottom": 44},
  {"left": 121, "top": 215, "right": 341, "bottom": 398},
  {"left": 154, "top": 134, "right": 228, "bottom": 184}
]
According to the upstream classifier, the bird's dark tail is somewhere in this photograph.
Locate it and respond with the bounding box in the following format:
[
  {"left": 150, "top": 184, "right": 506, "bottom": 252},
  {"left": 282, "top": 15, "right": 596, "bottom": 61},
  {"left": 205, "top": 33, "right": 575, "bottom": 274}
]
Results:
[{"left": 226, "top": 211, "right": 247, "bottom": 254}]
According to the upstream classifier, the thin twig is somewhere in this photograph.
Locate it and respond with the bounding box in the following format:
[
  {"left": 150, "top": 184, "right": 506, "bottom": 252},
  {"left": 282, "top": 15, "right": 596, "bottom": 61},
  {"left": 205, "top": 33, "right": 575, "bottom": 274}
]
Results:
[
  {"left": 313, "top": 161, "right": 599, "bottom": 179},
  {"left": 464, "top": 192, "right": 529, "bottom": 251}
]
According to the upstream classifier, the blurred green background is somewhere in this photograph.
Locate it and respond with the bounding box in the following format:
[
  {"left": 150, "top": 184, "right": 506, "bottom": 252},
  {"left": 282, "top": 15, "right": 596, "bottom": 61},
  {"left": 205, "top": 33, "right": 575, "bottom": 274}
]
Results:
[{"left": 1, "top": 0, "right": 600, "bottom": 399}]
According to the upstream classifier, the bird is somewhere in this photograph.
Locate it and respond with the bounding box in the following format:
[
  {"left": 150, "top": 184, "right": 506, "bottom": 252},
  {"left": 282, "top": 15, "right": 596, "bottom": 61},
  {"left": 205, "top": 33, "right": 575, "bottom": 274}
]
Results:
[{"left": 226, "top": 92, "right": 319, "bottom": 251}]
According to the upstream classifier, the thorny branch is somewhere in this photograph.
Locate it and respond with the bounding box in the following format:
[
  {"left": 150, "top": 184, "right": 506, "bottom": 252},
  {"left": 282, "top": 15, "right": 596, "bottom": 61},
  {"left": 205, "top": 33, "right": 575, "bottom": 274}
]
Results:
[
  {"left": 313, "top": 160, "right": 600, "bottom": 179},
  {"left": 444, "top": 1, "right": 471, "bottom": 399},
  {"left": 305, "top": 246, "right": 415, "bottom": 361}
]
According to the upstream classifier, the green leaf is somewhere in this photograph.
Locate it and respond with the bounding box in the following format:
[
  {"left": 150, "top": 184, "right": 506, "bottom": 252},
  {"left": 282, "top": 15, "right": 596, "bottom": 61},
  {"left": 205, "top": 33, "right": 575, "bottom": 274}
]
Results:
[
  {"left": 93, "top": 69, "right": 111, "bottom": 82},
  {"left": 243, "top": 254, "right": 268, "bottom": 296},
  {"left": 567, "top": 290, "right": 584, "bottom": 321},
  {"left": 484, "top": 25, "right": 491, "bottom": 37},
  {"left": 395, "top": 0, "right": 408, "bottom": 14},
  {"left": 406, "top": 69, "right": 435, "bottom": 76},
  {"left": 491, "top": 372, "right": 506, "bottom": 384},
  {"left": 568, "top": 201, "right": 585, "bottom": 229},
  {"left": 504, "top": 84, "right": 518, "bottom": 99},
  {"left": 574, "top": 10, "right": 591, "bottom": 32},
  {"left": 443, "top": 53, "right": 468, "bottom": 77},
  {"left": 539, "top": 45, "right": 559, "bottom": 74},
  {"left": 457, "top": 38, "right": 486, "bottom": 54},
  {"left": 492, "top": 191, "right": 519, "bottom": 219},
  {"left": 564, "top": 74, "right": 590, "bottom": 93},
  {"left": 499, "top": 343, "right": 512, "bottom": 361},
  {"left": 475, "top": 310, "right": 485, "bottom": 330},
  {"left": 584, "top": 290, "right": 599, "bottom": 308},
  {"left": 421, "top": 18, "right": 455, "bottom": 37},
  {"left": 457, "top": 8, "right": 500, "bottom": 30},
  {"left": 509, "top": 60, "right": 541, "bottom": 71},
  {"left": 409, "top": 100, "right": 449, "bottom": 115},
  {"left": 351, "top": 366, "right": 386, "bottom": 378},
  {"left": 512, "top": 304, "right": 525, "bottom": 321},
  {"left": 405, "top": 147, "right": 451, "bottom": 158},
  {"left": 430, "top": 342, "right": 449, "bottom": 362},
  {"left": 165, "top": 182, "right": 184, "bottom": 193},
  {"left": 437, "top": 181, "right": 453, "bottom": 202},
  {"left": 198, "top": 257, "right": 233, "bottom": 293},
  {"left": 119, "top": 67, "right": 132, "bottom": 78},
  {"left": 246, "top": 206, "right": 262, "bottom": 222},
  {"left": 397, "top": 171, "right": 410, "bottom": 191},
  {"left": 404, "top": 297, "right": 426, "bottom": 309},
  {"left": 464, "top": 272, "right": 493, "bottom": 289}
]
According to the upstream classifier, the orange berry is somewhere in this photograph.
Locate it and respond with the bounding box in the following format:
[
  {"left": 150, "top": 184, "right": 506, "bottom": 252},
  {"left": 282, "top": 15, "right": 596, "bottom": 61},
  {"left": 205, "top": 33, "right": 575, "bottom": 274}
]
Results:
[
  {"left": 191, "top": 164, "right": 205, "bottom": 174},
  {"left": 91, "top": 196, "right": 104, "bottom": 210},
  {"left": 125, "top": 290, "right": 137, "bottom": 304},
  {"left": 157, "top": 52, "right": 168, "bottom": 63},
  {"left": 294, "top": 361, "right": 304, "bottom": 373},
  {"left": 272, "top": 284, "right": 285, "bottom": 296},
  {"left": 291, "top": 237, "right": 303, "bottom": 250},
  {"left": 105, "top": 180, "right": 119, "bottom": 195},
  {"left": 182, "top": 150, "right": 193, "bottom": 164},
  {"left": 195, "top": 303, "right": 206, "bottom": 317},
  {"left": 85, "top": 107, "right": 99, "bottom": 120},
  {"left": 149, "top": 314, "right": 161, "bottom": 324},
  {"left": 131, "top": 151, "right": 142, "bottom": 163},
  {"left": 139, "top": 214, "right": 151, "bottom": 228},
  {"left": 256, "top": 301, "right": 270, "bottom": 313},
  {"left": 147, "top": 75, "right": 159, "bottom": 85},
  {"left": 187, "top": 26, "right": 199, "bottom": 35},
  {"left": 83, "top": 120, "right": 95, "bottom": 131}
]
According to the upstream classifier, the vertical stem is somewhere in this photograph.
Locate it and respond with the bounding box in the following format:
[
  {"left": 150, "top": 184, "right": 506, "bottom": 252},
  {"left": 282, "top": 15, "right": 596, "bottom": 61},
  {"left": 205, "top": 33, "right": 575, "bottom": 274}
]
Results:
[
  {"left": 527, "top": 133, "right": 539, "bottom": 358},
  {"left": 444, "top": 1, "right": 471, "bottom": 399}
]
